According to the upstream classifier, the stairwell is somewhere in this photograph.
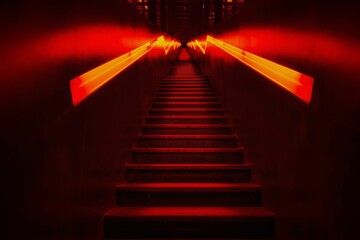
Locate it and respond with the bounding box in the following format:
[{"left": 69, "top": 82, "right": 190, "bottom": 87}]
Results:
[{"left": 104, "top": 48, "right": 276, "bottom": 239}]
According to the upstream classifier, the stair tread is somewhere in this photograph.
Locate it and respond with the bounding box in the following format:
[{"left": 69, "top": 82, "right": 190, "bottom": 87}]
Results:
[
  {"left": 154, "top": 96, "right": 217, "bottom": 98},
  {"left": 105, "top": 206, "right": 274, "bottom": 218},
  {"left": 143, "top": 124, "right": 231, "bottom": 128},
  {"left": 125, "top": 163, "right": 251, "bottom": 170},
  {"left": 159, "top": 88, "right": 213, "bottom": 90},
  {"left": 116, "top": 182, "right": 261, "bottom": 191},
  {"left": 156, "top": 93, "right": 216, "bottom": 96},
  {"left": 162, "top": 76, "right": 207, "bottom": 79},
  {"left": 137, "top": 134, "right": 237, "bottom": 139},
  {"left": 160, "top": 81, "right": 209, "bottom": 83},
  {"left": 146, "top": 115, "right": 228, "bottom": 119},
  {"left": 133, "top": 147, "right": 243, "bottom": 152},
  {"left": 160, "top": 84, "right": 211, "bottom": 87},
  {"left": 156, "top": 91, "right": 213, "bottom": 93},
  {"left": 152, "top": 102, "right": 219, "bottom": 105},
  {"left": 145, "top": 116, "right": 229, "bottom": 124},
  {"left": 149, "top": 108, "right": 223, "bottom": 111},
  {"left": 109, "top": 238, "right": 272, "bottom": 240}
]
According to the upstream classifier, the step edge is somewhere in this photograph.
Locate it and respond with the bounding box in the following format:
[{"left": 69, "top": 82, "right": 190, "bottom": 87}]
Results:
[
  {"left": 116, "top": 183, "right": 262, "bottom": 190},
  {"left": 132, "top": 147, "right": 244, "bottom": 152},
  {"left": 137, "top": 134, "right": 237, "bottom": 140},
  {"left": 105, "top": 206, "right": 274, "bottom": 218}
]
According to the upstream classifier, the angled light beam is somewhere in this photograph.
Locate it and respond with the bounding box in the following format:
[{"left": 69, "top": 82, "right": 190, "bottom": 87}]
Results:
[
  {"left": 195, "top": 40, "right": 206, "bottom": 54},
  {"left": 189, "top": 36, "right": 314, "bottom": 103},
  {"left": 70, "top": 36, "right": 180, "bottom": 106}
]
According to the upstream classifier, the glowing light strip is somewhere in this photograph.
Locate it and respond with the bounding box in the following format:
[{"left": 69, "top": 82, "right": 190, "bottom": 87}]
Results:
[
  {"left": 188, "top": 36, "right": 314, "bottom": 103},
  {"left": 157, "top": 36, "right": 181, "bottom": 55},
  {"left": 195, "top": 40, "right": 206, "bottom": 54},
  {"left": 70, "top": 36, "right": 180, "bottom": 106}
]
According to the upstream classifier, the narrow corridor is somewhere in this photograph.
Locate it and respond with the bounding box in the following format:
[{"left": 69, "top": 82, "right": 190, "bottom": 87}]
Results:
[{"left": 104, "top": 48, "right": 276, "bottom": 239}]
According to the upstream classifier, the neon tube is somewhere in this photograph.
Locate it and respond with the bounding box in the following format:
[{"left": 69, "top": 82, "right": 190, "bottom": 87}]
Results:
[
  {"left": 70, "top": 36, "right": 180, "bottom": 106},
  {"left": 195, "top": 40, "right": 206, "bottom": 55},
  {"left": 189, "top": 36, "right": 314, "bottom": 103}
]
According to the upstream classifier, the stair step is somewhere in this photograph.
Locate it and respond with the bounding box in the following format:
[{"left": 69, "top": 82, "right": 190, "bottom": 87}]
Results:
[
  {"left": 104, "top": 207, "right": 275, "bottom": 239},
  {"left": 149, "top": 108, "right": 225, "bottom": 116},
  {"left": 116, "top": 183, "right": 262, "bottom": 206},
  {"left": 160, "top": 84, "right": 211, "bottom": 88},
  {"left": 133, "top": 147, "right": 243, "bottom": 163},
  {"left": 137, "top": 134, "right": 237, "bottom": 148},
  {"left": 161, "top": 80, "right": 210, "bottom": 84},
  {"left": 156, "top": 92, "right": 216, "bottom": 97},
  {"left": 145, "top": 115, "right": 228, "bottom": 124},
  {"left": 153, "top": 96, "right": 219, "bottom": 102},
  {"left": 158, "top": 88, "right": 214, "bottom": 92},
  {"left": 104, "top": 49, "right": 276, "bottom": 240},
  {"left": 125, "top": 163, "right": 251, "bottom": 183},
  {"left": 162, "top": 75, "right": 207, "bottom": 79},
  {"left": 142, "top": 123, "right": 231, "bottom": 135},
  {"left": 152, "top": 102, "right": 221, "bottom": 108}
]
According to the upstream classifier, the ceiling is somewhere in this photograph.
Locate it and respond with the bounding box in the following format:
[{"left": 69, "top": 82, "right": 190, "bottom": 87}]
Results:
[{"left": 167, "top": 0, "right": 203, "bottom": 42}]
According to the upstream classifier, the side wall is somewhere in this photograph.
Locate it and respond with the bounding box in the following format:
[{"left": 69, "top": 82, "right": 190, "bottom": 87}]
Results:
[
  {"left": 0, "top": 1, "right": 178, "bottom": 239},
  {"left": 190, "top": 0, "right": 360, "bottom": 239}
]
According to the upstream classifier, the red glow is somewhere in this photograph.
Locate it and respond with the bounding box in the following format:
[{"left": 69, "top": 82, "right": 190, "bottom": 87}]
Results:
[
  {"left": 0, "top": 25, "right": 160, "bottom": 79},
  {"left": 200, "top": 28, "right": 360, "bottom": 72},
  {"left": 188, "top": 36, "right": 314, "bottom": 103},
  {"left": 70, "top": 36, "right": 180, "bottom": 106},
  {"left": 106, "top": 206, "right": 274, "bottom": 217}
]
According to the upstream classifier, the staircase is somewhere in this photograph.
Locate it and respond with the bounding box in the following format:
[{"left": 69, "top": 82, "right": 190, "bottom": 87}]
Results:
[{"left": 104, "top": 48, "right": 276, "bottom": 239}]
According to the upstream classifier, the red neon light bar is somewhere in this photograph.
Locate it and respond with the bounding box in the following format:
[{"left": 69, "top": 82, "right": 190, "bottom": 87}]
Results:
[
  {"left": 70, "top": 36, "right": 179, "bottom": 106},
  {"left": 188, "top": 36, "right": 314, "bottom": 103}
]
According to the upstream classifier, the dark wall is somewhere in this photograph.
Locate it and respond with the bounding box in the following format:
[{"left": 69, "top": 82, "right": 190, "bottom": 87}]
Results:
[
  {"left": 0, "top": 1, "right": 178, "bottom": 239},
  {"left": 190, "top": 0, "right": 360, "bottom": 239}
]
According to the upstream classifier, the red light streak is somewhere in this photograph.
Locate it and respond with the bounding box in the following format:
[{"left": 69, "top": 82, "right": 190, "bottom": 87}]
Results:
[
  {"left": 188, "top": 36, "right": 314, "bottom": 103},
  {"left": 70, "top": 36, "right": 180, "bottom": 106},
  {"left": 195, "top": 40, "right": 206, "bottom": 55},
  {"left": 187, "top": 40, "right": 206, "bottom": 55}
]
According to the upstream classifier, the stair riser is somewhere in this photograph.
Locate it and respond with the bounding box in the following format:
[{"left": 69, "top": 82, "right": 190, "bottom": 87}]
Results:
[
  {"left": 160, "top": 85, "right": 211, "bottom": 88},
  {"left": 138, "top": 138, "right": 237, "bottom": 148},
  {"left": 142, "top": 128, "right": 232, "bottom": 135},
  {"left": 126, "top": 169, "right": 251, "bottom": 183},
  {"left": 162, "top": 77, "right": 207, "bottom": 80},
  {"left": 104, "top": 218, "right": 275, "bottom": 239},
  {"left": 149, "top": 110, "right": 225, "bottom": 115},
  {"left": 158, "top": 89, "right": 214, "bottom": 92},
  {"left": 133, "top": 152, "right": 243, "bottom": 164},
  {"left": 161, "top": 80, "right": 209, "bottom": 84},
  {"left": 153, "top": 98, "right": 219, "bottom": 102},
  {"left": 156, "top": 93, "right": 216, "bottom": 97},
  {"left": 116, "top": 190, "right": 261, "bottom": 206},
  {"left": 145, "top": 118, "right": 228, "bottom": 124},
  {"left": 152, "top": 103, "right": 221, "bottom": 108}
]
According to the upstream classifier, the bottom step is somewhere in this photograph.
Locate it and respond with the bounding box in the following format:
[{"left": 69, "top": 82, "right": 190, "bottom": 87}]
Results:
[
  {"left": 104, "top": 207, "right": 275, "bottom": 239},
  {"left": 107, "top": 238, "right": 274, "bottom": 240}
]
